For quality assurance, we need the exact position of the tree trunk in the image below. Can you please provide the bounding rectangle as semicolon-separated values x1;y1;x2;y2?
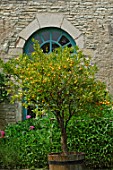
59;121;68;155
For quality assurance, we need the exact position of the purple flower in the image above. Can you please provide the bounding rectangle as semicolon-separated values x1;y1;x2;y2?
26;115;31;119
0;130;5;138
29;126;35;130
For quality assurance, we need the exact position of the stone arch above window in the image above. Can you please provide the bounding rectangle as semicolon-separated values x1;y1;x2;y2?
16;13;84;49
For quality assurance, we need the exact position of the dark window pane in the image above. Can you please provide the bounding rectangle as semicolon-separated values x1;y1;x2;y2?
68;43;72;47
59;35;69;46
52;43;59;52
41;43;50;53
27;106;36;118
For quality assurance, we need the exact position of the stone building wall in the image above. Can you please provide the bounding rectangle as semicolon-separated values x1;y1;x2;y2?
0;0;113;128
0;102;16;129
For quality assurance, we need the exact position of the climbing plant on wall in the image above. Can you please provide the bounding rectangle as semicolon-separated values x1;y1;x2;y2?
0;72;9;103
0;59;9;103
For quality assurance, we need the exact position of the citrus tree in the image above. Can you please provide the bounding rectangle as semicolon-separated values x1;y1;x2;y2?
1;42;112;155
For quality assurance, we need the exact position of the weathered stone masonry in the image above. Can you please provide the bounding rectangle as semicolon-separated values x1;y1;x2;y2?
0;0;113;128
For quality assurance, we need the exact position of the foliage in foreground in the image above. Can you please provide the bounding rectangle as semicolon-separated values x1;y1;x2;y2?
0;72;9;103
1;42;112;154
0;109;113;169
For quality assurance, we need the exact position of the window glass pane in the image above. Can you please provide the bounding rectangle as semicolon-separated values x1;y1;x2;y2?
59;35;69;46
41;31;50;41
52;31;61;41
52;43;59;52
33;34;42;44
41;43;50;53
27;43;34;54
27;106;36;118
68;43;72;47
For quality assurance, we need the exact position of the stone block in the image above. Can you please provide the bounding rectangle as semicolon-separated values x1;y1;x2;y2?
16;38;26;48
19;19;40;40
61;18;81;39
36;13;64;28
76;34;84;49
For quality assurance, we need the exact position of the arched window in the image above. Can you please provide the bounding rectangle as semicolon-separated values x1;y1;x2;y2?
22;27;76;120
24;27;76;54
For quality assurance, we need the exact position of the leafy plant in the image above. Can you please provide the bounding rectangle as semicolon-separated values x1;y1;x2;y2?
1;42;112;155
0;72;9;103
0;113;113;169
67;116;113;168
0;115;52;169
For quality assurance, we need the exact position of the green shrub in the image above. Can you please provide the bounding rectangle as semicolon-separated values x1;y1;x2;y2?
0;72;9;103
0;138;21;169
0;110;113;169
67;117;113;168
0;115;52;169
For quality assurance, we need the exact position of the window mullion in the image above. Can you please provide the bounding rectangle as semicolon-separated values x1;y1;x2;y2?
50;32;52;52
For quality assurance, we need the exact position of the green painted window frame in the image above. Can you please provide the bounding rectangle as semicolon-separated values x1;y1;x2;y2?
24;27;76;55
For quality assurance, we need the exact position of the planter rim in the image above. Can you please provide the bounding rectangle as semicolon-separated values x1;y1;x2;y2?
48;152;85;165
48;152;85;156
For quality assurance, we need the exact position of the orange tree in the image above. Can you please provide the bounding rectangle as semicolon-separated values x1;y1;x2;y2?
1;42;112;155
